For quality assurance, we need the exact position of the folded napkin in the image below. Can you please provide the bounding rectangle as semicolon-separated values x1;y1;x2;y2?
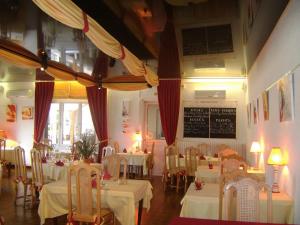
55;160;64;167
213;153;219;158
91;178;98;188
199;155;206;160
103;170;112;180
41;157;47;164
179;153;184;158
144;148;148;154
123;148;127;153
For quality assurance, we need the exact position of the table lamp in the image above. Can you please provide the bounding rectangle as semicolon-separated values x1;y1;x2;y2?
135;131;142;151
250;141;261;169
267;147;285;193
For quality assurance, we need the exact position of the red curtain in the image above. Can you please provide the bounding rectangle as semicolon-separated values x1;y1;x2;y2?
157;6;181;146
86;87;108;162
157;80;181;145
34;82;54;143
86;51;108;162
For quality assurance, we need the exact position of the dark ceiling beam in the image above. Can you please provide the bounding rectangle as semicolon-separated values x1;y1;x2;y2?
73;0;157;59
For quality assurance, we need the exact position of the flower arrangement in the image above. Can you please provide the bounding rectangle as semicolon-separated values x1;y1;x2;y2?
77;133;97;160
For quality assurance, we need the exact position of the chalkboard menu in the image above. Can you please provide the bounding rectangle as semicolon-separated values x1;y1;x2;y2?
183;107;236;139
210;108;236;139
184;107;209;138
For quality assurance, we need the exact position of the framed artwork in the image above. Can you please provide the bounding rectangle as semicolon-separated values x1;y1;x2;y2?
122;100;130;117
6;104;16;122
253;101;257;124
22;106;33;120
256;97;260;121
278;73;294;122
247;103;251;127
262;90;269;120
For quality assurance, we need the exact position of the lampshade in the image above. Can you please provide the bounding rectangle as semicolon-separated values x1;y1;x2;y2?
250;141;261;153
135;131;142;142
0;130;7;139
268;147;285;165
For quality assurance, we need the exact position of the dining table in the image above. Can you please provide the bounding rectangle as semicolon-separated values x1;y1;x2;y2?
117;152;150;176
168;217;296;225
195;166;266;183
180;183;294;224
38;179;153;225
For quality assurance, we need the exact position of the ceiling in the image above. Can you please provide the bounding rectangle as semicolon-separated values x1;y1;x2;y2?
0;0;289;83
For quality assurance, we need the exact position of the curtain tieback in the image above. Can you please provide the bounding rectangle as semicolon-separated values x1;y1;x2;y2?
82;11;89;33
120;44;125;60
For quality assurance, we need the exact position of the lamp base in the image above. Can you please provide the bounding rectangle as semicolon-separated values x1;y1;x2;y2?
272;183;280;193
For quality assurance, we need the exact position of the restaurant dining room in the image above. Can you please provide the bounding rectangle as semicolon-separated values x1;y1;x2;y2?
0;0;299;225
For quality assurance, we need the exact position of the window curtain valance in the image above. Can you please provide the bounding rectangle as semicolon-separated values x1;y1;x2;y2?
32;0;159;87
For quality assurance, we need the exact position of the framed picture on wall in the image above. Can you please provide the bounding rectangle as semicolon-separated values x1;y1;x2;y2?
256;97;260;121
278;73;294;122
253;101;257;124
6;104;16;122
262;90;269;121
22;106;33;120
122;100;130;117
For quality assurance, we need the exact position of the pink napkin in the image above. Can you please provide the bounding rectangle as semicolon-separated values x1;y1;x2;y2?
144;148;148;154
91;178;97;188
123;148;127;153
179;153;184;158
55;160;64;167
199;155;206;160
213;153;218;158
103;170;112;180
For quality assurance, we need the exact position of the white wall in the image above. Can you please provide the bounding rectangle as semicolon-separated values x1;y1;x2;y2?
107;79;247;176
0;82;35;163
247;1;300;223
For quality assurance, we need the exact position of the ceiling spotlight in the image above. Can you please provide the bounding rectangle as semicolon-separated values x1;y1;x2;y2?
38;49;48;71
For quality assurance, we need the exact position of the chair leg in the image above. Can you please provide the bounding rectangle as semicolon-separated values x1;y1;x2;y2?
14;181;19;205
23;183;28;208
176;174;180;193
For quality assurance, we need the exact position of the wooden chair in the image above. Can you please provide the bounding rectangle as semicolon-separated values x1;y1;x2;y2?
67;163;115;225
101;145;115;159
162;144;185;193
0;139;6;163
146;142;155;178
220;155;248;174
223;174;272;222
113;141;120;153
102;155;127;181
14;146;33;207
218;148;238;158
34;142;51;158
197;143;209;155
0;215;4;225
184;146;200;191
31;148;51;203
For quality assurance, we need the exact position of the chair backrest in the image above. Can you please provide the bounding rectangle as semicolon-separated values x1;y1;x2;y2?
220;158;248;174
184;146;199;176
0;139;6;161
31;148;44;187
101;145;115;159
198;143;209;155
113;141;120;153
102;154;127;181
164;144;180;174
42;138;52;147
14;146;27;181
224;176;272;222
34;142;51;158
68;163;102;224
218;148;238;157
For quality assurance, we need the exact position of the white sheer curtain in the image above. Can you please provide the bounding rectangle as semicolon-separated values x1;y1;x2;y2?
33;0;159;87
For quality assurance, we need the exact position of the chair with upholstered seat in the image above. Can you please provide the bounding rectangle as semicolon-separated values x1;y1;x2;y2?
162;144;185;193
102;154;127;181
218;148;238;158
223;174;272;222
14;146;33;207
0;139;6;163
67;163;115;225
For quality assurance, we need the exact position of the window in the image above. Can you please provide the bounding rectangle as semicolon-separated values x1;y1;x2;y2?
144;102;164;140
45;102;94;150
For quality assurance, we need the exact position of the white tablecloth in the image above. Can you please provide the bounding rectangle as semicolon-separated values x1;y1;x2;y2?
180;183;294;224
117;153;150;175
42;162;69;181
195;166;266;183
38;179;153;225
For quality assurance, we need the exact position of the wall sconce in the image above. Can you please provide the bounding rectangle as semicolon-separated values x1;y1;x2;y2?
135;131;142;151
267;147;286;193
250;141;261;169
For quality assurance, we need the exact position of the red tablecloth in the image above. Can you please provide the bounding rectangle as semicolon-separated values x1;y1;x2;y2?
168;217;296;225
